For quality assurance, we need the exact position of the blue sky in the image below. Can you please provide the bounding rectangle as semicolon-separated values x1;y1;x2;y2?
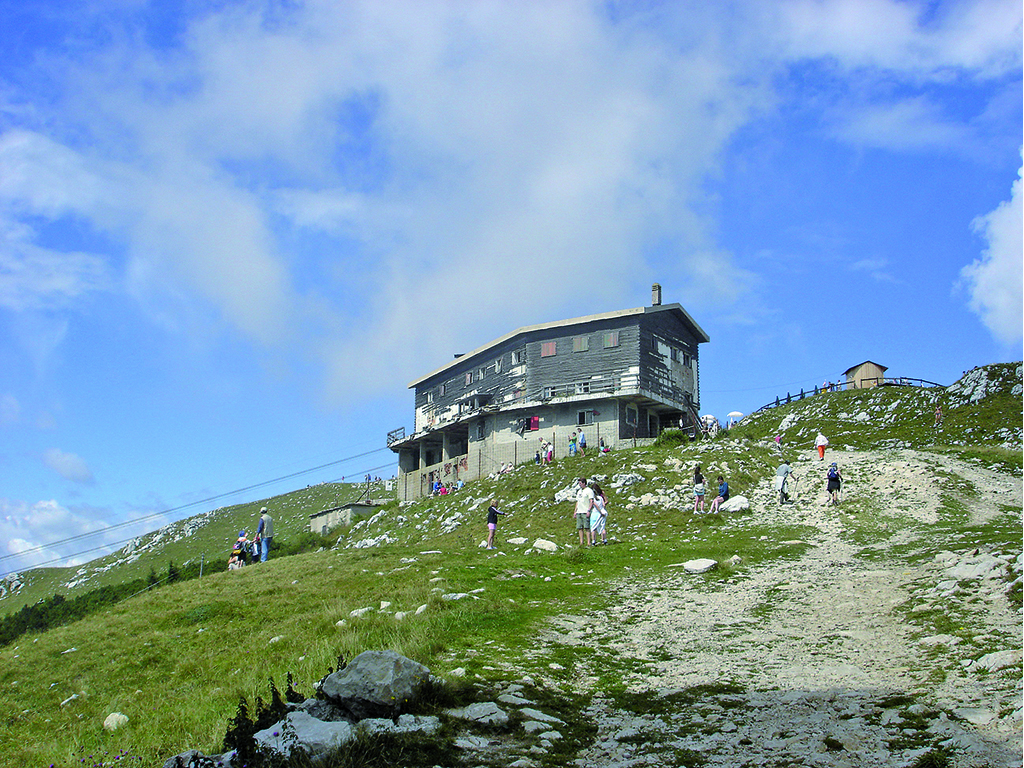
1;0;1021;576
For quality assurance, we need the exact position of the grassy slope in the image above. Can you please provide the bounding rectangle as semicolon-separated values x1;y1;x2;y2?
0;364;1020;766
2;482;387;615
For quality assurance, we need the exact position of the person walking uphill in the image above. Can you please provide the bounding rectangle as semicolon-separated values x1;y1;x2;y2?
486;498;506;550
815;432;829;461
255;507;274;562
572;477;594;546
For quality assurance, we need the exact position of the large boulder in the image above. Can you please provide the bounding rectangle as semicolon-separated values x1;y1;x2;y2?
720;495;750;512
254;711;354;759
319;650;431;720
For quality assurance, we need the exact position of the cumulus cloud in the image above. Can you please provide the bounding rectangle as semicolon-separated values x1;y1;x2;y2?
0;497;174;575
43;448;95;484
961;153;1024;347
0;0;1019;402
777;0;1022;77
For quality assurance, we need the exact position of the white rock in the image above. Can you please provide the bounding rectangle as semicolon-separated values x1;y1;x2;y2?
103;712;128;731
683;558;718;574
269;635;284;644
349;606;374;618
415;604;428;615
973;649;1022;672
721;495;750;512
532;539;558;552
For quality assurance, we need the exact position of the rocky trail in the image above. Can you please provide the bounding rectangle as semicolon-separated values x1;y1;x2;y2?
535;448;1023;767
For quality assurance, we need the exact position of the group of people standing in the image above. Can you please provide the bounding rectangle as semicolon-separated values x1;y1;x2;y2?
228;507;274;569
572;477;608;545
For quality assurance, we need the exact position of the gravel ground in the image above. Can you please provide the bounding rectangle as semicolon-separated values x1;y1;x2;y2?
538;449;1023;767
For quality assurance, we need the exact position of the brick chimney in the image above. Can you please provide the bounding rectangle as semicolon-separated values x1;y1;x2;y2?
651;283;662;306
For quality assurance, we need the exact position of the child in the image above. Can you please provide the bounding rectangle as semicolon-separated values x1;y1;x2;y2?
710;475;729;514
590;483;609;545
486;498;506;549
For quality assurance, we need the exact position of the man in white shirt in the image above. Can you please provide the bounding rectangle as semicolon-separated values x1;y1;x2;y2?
572;478;595;546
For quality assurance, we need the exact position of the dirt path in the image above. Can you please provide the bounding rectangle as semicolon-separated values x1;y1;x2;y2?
541;449;1023;767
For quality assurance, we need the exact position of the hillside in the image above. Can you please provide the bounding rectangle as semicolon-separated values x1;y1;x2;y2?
0;363;1020;768
0;480;391;615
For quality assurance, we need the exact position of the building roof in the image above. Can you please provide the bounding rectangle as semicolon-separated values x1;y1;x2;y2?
408;303;710;389
843;360;889;376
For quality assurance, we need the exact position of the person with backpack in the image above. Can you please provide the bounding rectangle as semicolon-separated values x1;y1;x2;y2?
775;460;796;504
826;462;842;505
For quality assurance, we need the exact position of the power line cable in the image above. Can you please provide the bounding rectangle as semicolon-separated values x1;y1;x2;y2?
1;459;397;575
0;446;394;564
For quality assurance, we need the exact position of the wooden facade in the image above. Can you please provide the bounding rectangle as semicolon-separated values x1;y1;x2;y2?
390;299;709;500
844;361;888;389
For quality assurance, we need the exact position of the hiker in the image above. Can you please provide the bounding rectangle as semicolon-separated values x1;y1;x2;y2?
572;477;594;546
815;432;829;461
254;507;274;562
569;431;578;456
709;475;729;514
485;498;506;549
578;429;587;454
934;405;943;427
826;462;842;505
229;530;249;569
590;482;609;545
693;465;705;513
775;460;796;504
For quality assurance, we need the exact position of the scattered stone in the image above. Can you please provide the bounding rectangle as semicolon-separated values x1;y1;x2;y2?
532;539;558;552
446;701;509;726
103;712;128;731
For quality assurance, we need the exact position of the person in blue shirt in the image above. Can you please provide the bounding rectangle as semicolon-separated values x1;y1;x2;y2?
710;475;729;514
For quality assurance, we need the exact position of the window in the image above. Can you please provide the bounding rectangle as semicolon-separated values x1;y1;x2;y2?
626;404;638;427
541;341;557;357
476;421;484;440
465;372;473;386
543;386;553;398
477;368;485;381
574;381;590;395
440;383;448;396
495;357;502;373
670;347;680;362
577;410;594;425
683;354;691;367
572;336;589;352
426;391;434;403
603;331;619;348
512;350;524;365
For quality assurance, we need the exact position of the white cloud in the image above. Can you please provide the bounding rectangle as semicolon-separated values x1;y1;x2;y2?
0;0;1018;403
830;97;969;152
961;153;1024;347
778;0;1022;78
43;448;95;484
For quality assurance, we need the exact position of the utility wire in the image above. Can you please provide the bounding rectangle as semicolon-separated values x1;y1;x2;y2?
0;447;394;565
1;459;397;575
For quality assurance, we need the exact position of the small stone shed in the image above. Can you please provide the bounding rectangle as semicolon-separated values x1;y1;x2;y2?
309;501;379;535
844;361;888;389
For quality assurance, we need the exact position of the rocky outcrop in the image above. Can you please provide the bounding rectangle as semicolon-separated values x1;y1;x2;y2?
162;651;572;768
